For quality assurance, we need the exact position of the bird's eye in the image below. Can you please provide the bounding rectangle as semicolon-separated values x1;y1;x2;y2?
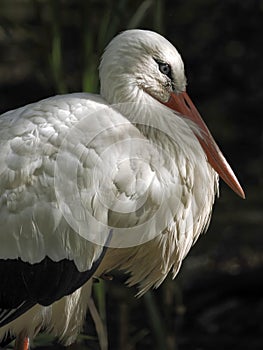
154;59;172;79
159;63;171;76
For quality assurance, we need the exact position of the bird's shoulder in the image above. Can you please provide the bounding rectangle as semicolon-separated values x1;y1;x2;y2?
0;93;112;267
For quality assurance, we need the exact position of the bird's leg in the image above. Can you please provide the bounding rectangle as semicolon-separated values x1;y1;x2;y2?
14;332;29;350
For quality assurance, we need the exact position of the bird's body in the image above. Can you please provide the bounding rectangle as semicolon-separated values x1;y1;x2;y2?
0;30;244;349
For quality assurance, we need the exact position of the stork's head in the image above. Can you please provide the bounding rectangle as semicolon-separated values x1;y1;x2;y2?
99;29;245;199
100;29;186;104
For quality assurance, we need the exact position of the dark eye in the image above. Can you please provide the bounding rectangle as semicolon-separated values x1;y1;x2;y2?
154;59;172;79
159;63;171;76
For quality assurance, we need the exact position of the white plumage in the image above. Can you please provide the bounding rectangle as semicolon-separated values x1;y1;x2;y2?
0;29;244;349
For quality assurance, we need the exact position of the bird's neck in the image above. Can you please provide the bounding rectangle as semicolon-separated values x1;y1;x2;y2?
110;90;200;160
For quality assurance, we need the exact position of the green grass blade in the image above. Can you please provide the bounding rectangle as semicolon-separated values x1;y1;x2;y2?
143;291;167;350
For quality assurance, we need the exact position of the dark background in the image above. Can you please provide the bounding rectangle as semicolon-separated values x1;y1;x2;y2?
0;1;262;349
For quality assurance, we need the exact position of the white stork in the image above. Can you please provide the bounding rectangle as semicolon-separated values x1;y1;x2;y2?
0;29;244;350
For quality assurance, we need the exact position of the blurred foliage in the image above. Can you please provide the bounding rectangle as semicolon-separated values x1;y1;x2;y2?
0;0;164;95
0;0;262;349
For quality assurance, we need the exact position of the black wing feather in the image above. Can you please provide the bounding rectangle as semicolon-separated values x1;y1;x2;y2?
0;239;109;329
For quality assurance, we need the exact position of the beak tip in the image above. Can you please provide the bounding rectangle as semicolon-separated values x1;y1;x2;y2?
239;189;246;200
229;181;245;199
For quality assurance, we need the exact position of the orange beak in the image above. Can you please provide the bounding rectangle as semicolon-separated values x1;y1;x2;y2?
163;92;245;199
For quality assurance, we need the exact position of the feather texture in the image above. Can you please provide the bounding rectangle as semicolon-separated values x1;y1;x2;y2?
0;29;224;346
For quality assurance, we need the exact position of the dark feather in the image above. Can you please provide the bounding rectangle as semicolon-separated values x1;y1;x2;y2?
0;240;109;329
